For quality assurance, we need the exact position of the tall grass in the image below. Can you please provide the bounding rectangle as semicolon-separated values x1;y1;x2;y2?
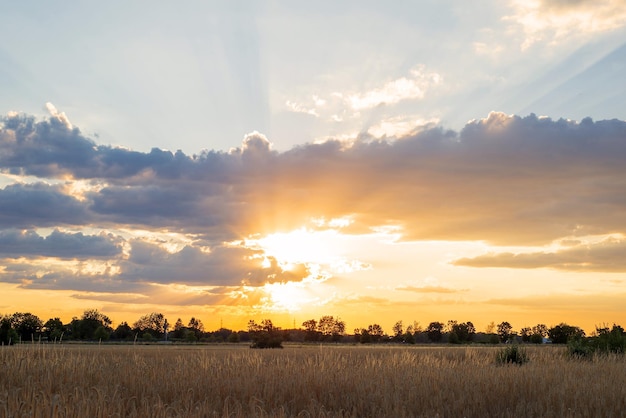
1;344;625;417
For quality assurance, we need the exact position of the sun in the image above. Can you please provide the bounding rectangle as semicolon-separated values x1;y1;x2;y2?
262;281;311;312
250;228;341;266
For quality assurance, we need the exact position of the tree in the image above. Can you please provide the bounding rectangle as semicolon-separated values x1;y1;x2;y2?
71;309;113;340
497;322;513;343
249;319;283;348
367;324;384;342
332;319;346;342
519;327;532;343
0;315;18;345
593;324;625;354
532;324;548;337
133;312;168;339
43;317;64;341
392;320;404;342
427;322;444;343
358;328;371;344
94;326;110;341
171;318;186;339
188;317;205;340
111;322;133;340
450;321;476;343
247;319;262;333
316;316;345;341
261;319;275;332
302;319;317;333
548;323;585;344
11;312;43;342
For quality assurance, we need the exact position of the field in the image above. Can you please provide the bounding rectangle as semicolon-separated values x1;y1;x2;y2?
1;343;625;417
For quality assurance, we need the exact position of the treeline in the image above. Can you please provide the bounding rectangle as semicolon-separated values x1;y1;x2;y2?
1;310;625;353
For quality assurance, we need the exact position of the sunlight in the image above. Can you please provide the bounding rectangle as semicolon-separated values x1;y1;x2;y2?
249;228;341;265
262;281;311;312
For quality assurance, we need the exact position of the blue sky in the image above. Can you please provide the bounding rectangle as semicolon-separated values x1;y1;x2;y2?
1;1;626;332
2;1;624;153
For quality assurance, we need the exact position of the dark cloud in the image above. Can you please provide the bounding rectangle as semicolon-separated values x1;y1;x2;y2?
3;110;626;289
0;259;133;293
3;112;626;245
118;240;311;286
0;229;122;259
454;237;626;272
0;183;89;228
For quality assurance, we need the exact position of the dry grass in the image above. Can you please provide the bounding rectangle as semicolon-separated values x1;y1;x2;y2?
1;343;625;417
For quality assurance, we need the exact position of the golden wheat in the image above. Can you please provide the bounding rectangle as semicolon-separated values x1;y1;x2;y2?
0;343;625;417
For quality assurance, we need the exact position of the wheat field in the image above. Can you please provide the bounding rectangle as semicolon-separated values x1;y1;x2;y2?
1;343;625;417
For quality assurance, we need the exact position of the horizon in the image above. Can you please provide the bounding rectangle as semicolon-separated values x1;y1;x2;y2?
1;2;626;335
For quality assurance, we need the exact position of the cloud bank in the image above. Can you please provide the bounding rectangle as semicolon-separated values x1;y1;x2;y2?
2;109;626;297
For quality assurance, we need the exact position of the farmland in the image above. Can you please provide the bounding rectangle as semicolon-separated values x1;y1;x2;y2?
1;344;625;417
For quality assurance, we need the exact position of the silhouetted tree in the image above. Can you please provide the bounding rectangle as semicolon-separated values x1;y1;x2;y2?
111;322;133;340
133;312;168;339
302;319;320;341
427;322;444;343
392;320;404;342
43;317;64;341
548;323;585;344
0;315;18;345
248;319;283;348
10;312;43;342
497;321;513;343
71;309;113;340
367;324;384;342
316;316;345;342
532;324;548;337
188;317;205;340
449;321;476;343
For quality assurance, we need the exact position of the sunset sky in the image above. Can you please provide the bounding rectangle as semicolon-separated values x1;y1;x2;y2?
1;1;626;334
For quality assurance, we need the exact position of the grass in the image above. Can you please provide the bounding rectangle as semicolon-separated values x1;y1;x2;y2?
496;344;529;365
1;343;625;417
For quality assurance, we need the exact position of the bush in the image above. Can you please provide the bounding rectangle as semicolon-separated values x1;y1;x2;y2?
496;345;529;365
567;326;626;359
593;326;626;355
567;338;594;359
250;333;283;349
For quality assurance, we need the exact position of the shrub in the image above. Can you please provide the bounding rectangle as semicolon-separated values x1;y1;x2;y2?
567;338;594;360
593;325;626;355
496;345;529;365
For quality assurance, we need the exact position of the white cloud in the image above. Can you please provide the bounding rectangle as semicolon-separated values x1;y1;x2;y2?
345;66;442;110
507;0;626;48
367;115;440;138
285;100;318;117
45;102;73;130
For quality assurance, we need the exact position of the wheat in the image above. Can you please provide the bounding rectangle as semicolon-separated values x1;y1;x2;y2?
0;344;624;417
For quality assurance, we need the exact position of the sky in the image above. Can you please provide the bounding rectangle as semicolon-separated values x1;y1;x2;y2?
1;1;626;334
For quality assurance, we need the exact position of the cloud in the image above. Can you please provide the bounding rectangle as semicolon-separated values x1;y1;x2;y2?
507;0;626;48
396;285;467;294
6;100;626;321
3;110;626;250
0;183;90;228
454;236;626;272
344;66;442;110
45;102;73;130
0;229;122;259
118;240;311;287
